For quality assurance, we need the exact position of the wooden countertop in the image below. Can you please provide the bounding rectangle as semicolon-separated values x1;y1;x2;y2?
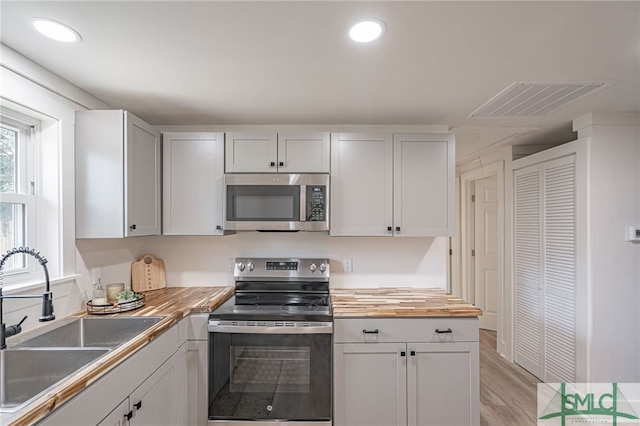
331;287;482;317
4;286;233;426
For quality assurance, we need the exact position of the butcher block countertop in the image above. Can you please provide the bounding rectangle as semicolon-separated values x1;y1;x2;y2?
331;287;483;317
3;286;233;426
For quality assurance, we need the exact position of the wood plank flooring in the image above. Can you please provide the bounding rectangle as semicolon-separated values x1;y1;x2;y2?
480;329;541;426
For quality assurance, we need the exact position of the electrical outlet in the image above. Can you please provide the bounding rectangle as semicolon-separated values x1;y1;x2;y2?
343;258;353;273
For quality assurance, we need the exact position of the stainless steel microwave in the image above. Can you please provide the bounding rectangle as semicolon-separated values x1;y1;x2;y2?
223;174;329;231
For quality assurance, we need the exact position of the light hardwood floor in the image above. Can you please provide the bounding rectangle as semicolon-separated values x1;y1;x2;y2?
480;329;541;426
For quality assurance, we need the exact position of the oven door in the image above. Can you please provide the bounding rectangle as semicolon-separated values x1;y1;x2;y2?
208;321;332;425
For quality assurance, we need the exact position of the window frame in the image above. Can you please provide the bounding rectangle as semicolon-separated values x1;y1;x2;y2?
1;110;40;282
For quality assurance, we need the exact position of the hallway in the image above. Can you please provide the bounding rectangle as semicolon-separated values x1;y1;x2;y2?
479;330;541;425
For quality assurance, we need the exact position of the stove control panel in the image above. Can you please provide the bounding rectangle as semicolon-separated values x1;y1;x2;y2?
234;257;330;280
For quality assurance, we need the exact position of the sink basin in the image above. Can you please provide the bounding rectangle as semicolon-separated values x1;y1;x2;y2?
0;348;110;412
14;316;165;348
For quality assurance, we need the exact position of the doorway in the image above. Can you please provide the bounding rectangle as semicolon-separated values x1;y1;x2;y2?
458;160;505;354
472;175;498;331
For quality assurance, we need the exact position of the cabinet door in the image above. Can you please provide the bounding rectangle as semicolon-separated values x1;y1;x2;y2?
163;132;224;235
277;132;330;173
407;342;479;426
97;398;130;426
334;342;407;426
130;354;177;426
330;133;393;236
186;340;208;426
393;133;455;237
125;112;161;236
225;132;277;172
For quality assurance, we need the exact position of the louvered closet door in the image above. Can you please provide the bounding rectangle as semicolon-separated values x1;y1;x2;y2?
514;165;544;379
542;155;576;383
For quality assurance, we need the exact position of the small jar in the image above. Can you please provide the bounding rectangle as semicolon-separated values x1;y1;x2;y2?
106;283;125;303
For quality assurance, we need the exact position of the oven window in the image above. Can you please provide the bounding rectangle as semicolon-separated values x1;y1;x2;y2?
209;332;331;421
226;185;301;222
230;346;310;393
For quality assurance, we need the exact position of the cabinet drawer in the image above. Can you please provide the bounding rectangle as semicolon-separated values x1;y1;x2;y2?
334;317;478;343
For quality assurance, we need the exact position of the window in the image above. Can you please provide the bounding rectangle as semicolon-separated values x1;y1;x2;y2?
0;111;37;276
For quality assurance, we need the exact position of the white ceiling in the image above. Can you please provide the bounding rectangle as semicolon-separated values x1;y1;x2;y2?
1;1;639;161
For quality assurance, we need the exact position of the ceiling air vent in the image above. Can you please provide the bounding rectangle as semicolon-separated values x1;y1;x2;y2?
468;81;614;118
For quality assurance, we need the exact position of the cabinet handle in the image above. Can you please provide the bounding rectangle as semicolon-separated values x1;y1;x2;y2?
387;226;392;232
395;226;400;232
400;351;406;357
410;350;416;356
134;400;142;411
436;328;453;334
279;161;284;167
362;329;379;334
129;224;136;230
125;411;133;421
270;162;276;167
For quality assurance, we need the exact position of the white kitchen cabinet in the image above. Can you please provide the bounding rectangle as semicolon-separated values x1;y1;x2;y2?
330;133;454;237
76;110;161;238
39;324;179;426
163;132;225;235
96;352;180;426
333;318;479;426
225;131;329;173
181;314;209;425
97;398;129;426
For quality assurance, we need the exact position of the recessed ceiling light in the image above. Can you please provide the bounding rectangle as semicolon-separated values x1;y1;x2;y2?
31;18;81;43
349;19;385;43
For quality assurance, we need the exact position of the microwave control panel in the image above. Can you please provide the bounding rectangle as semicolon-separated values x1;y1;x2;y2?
307;186;326;222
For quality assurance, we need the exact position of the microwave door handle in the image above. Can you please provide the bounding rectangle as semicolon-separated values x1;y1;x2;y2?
300;184;307;222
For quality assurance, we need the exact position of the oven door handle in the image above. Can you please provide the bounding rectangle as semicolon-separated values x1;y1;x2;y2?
208;322;333;334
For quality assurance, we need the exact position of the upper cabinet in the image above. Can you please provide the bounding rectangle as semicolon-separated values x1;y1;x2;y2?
330;133;454;237
225;132;330;173
76;110;161;238
163;132;225;235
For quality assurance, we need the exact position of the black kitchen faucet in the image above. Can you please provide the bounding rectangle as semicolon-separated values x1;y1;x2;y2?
0;247;55;349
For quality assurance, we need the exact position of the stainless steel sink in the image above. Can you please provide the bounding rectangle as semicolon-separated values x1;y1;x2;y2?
14;316;165;348
0;348;109;412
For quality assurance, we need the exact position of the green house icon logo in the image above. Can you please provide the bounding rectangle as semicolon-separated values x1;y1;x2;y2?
539;383;639;426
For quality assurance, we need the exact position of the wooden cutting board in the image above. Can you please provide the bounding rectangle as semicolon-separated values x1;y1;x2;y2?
131;254;166;292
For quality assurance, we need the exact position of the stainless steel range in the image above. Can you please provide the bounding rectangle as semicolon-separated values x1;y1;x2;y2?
207;258;332;426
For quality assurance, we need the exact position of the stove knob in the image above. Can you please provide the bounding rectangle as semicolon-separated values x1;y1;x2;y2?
309;263;317;272
237;263;245;272
247;262;255;272
319;263;327;272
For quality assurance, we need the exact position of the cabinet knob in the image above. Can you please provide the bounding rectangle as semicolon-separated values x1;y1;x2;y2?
130;224;136;230
400;351;406;357
387;226;392;232
395;226;400;232
125;411;133;421
270;162;276;167
279;161;284;167
134;400;142;410
410;350;416;356
216;225;222;230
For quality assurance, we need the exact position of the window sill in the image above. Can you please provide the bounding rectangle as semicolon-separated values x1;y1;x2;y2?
1;274;81;295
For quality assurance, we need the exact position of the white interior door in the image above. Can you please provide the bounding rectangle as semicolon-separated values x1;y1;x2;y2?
474;175;498;331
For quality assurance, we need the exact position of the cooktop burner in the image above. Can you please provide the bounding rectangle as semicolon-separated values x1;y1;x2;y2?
210;257;333;322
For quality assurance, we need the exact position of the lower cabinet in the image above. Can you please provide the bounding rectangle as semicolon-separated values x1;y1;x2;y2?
97;353;179;425
38;323;183;426
333;318;480;426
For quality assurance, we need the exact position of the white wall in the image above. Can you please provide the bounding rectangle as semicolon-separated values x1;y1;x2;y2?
574;114;640;382
75;234;448;300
